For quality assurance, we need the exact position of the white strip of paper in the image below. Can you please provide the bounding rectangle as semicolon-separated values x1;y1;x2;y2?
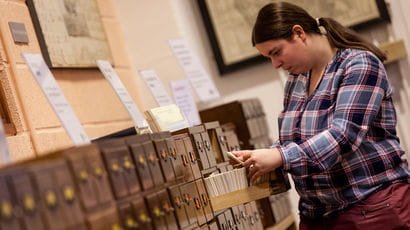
96;60;149;129
139;69;173;107
22;53;90;146
170;79;201;126
0;117;11;165
168;39;220;102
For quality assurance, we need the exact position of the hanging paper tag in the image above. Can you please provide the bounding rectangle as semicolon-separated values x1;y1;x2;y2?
169;39;220;102
22;53;90;146
171;78;201;126
96;60;150;133
139;69;173;106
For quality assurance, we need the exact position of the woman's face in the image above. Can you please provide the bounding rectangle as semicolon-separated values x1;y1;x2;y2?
255;34;312;74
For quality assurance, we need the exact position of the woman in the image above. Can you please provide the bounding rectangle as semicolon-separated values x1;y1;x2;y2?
231;2;410;229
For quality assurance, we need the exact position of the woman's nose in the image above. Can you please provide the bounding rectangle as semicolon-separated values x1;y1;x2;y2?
271;58;282;69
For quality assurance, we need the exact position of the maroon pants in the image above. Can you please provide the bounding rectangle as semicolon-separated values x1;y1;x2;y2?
300;183;410;230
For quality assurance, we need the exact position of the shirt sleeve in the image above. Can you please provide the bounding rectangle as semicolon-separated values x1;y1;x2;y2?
279;52;390;177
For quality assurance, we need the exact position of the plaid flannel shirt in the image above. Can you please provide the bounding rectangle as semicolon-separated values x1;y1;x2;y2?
275;48;410;219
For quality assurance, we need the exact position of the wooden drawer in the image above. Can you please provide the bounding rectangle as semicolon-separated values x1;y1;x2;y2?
98;139;141;198
180;181;206;226
64;148;99;211
86;206;122;230
195;180;213;222
131;197;153;230
182;136;202;180
0;173;21;230
53;161;85;229
8;169;46;230
142;140;165;187
125;136;154;190
145;193;167;230
231;206;245;230
200;131;217;167
216;212;227;230
157;189;178;230
117;201;139;230
152;137;176;182
86;146;114;206
167;184;189;229
29;160;77;230
165;136;185;179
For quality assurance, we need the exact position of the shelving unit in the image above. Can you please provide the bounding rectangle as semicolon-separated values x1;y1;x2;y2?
266;214;296;230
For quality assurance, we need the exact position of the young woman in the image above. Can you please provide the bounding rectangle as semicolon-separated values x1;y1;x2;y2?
231;2;410;229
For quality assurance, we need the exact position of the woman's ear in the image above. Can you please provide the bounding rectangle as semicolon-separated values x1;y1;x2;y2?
292;25;306;41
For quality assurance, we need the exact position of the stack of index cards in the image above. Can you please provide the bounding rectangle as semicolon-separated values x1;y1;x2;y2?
203;167;248;198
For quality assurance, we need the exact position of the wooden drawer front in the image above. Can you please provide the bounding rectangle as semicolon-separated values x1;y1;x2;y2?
236;204;249;229
165;137;185;179
178;182;198;226
0;174;20;230
216;213;227;230
250;201;264;230
167;185;189;229
224;131;240;152
195;180;213;222
224;209;236;230
130;142;154;190
30;163;67;230
175;137;193;182
142;141;165;186
53;163;85;229
256;198;274;227
231;206;245;230
208;221;219;230
181;181;206;226
87;206;122;230
192;133;210;170
9;171;45;230
102;151;128;199
183;137;201;180
153;139;176;182
157;189;178;230
131;198;153;230
86;149;114;205
120;151;141;195
200;132;217;167
215;127;229;162
118;202;139;230
66;154;98;211
145;193;167;230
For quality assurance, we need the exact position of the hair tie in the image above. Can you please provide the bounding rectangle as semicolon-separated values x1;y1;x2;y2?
315;18;327;35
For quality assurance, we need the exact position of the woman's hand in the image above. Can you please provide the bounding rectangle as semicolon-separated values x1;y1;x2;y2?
231;148;283;182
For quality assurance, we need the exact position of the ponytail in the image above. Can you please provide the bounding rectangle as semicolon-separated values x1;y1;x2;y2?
318;18;387;61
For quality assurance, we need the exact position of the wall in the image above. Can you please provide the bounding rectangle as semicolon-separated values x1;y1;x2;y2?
0;0;143;162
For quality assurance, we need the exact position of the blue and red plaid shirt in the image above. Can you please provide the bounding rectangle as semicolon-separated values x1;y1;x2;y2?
275;48;410;219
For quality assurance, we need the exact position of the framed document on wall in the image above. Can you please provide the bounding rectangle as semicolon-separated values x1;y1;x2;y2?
197;0;390;75
27;0;113;68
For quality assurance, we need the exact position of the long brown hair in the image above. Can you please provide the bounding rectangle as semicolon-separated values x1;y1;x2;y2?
252;2;386;61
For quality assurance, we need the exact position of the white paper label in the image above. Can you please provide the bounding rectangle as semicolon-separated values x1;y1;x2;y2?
96;60;149;129
22;53;90;146
0;118;11;165
171;79;201;126
169;39;220;102
139;69;173;107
